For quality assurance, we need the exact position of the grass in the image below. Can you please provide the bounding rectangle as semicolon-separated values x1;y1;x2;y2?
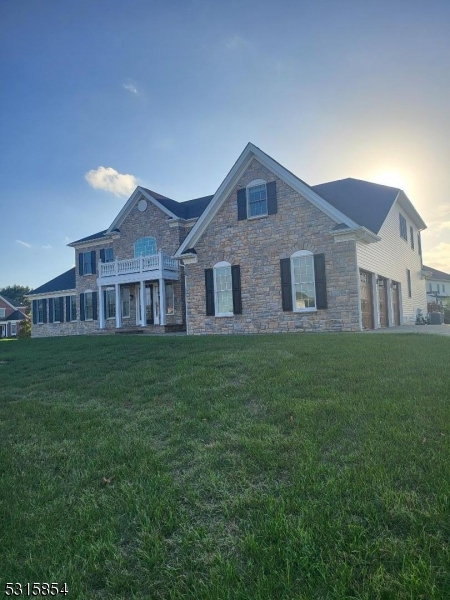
1;333;449;599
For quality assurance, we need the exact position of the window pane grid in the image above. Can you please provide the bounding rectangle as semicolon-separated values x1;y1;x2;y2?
292;255;316;309
248;184;267;217
134;237;157;257
215;266;233;314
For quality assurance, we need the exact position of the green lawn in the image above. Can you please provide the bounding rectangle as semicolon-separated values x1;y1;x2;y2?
1;333;449;599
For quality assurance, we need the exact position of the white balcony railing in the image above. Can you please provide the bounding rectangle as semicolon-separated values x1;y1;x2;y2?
99;251;178;278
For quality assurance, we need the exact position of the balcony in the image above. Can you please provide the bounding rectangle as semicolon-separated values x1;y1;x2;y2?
97;251;179;285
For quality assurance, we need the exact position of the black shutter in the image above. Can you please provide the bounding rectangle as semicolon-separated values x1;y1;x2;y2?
237;188;247;221
231;265;242;314
314;254;328;310
91;251;96;275
92;291;98;320
78;252;84;276
32;300;37;324
80;294;85;321
100;249;105;263
267;181;277;215
48;298;54;323
280;258;293;311
66;296;71;322
43;299;47;323
59;297;64;322
205;269;215;316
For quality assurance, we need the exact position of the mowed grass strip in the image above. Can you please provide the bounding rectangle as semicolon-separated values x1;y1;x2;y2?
0;333;449;599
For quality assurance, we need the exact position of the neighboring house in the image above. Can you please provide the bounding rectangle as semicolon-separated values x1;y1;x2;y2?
28;143;427;337
0;295;27;338
423;265;450;306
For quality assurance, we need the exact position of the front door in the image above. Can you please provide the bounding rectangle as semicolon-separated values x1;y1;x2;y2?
360;270;374;330
378;277;389;327
392;282;400;326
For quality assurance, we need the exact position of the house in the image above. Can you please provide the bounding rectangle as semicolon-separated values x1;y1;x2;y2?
28;143;427;337
423;265;450;307
0;295;28;338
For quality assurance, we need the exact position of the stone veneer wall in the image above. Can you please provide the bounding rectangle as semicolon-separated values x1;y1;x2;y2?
185;158;361;335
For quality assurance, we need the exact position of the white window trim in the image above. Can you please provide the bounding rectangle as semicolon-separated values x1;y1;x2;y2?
214;261;233;317
53;298;62;323
37;299;44;324
121;287;131;319
82;251;93;275
165;282;175;316
0;308;5;318
70;295;77;322
246;179;268;219
291;250;317;313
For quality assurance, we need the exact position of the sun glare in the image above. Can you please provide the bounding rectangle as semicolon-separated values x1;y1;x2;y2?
371;170;410;192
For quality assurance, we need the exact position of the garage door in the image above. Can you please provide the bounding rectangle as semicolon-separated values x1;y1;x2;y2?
360;270;374;329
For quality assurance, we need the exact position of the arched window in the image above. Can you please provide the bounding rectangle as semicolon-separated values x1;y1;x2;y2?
246;179;267;217
291;250;316;310
134;237;157;258
214;261;233;316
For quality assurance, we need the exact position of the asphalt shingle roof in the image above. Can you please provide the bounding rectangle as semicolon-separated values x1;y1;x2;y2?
6;310;27;321
28;267;76;296
311;178;400;235
0;295;24;309
141;188;214;220
423;265;450;281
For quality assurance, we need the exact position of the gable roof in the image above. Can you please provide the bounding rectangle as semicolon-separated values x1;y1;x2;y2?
311;178;401;235
140;189;214;220
423;265;450;281
27;267;76;296
6;309;27;321
69;229;109;245
0;295;24;309
175;143;366;257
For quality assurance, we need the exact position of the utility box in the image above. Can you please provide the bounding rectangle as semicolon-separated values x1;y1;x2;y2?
429;312;444;325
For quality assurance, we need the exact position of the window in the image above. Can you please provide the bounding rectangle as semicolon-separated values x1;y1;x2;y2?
105;288;116;319
165;282;174;315
121;287;130;319
134;237;157;257
399;213;407;241
82;251;93;275
85;292;94;320
247;183;267;217
214;262;233;315
291;251;316;310
410;226;414;249
0;308;5;318
70;296;77;321
11;323;17;336
53;298;62;322
407;269;412;298
105;248;114;262
37;300;45;323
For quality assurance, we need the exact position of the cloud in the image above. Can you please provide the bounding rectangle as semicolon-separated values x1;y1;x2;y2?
85;166;138;197
42;244;52;249
225;34;246;50
16;240;32;248
435;221;450;232
123;82;138;95
423;242;450;272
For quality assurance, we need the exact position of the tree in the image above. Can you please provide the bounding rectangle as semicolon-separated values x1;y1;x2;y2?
0;285;32;312
17;318;31;339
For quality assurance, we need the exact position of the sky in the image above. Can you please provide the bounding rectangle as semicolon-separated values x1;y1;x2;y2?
1;0;450;289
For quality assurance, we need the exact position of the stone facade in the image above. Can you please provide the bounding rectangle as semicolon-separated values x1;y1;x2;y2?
185;159;361;335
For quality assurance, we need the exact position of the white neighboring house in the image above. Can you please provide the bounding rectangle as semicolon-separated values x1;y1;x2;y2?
423;265;450;307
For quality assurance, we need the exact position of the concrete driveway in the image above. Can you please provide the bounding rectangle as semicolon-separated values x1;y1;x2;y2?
365;324;450;336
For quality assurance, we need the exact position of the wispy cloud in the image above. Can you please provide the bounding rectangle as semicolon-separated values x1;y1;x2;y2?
225;34;246;50
42;244;52;249
435;221;450;232
423;242;450;272
85;166;138;197
16;240;32;248
123;82;138;95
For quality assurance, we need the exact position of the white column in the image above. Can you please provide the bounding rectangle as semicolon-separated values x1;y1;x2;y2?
159;278;166;325
372;274;380;329
98;285;105;329
139;280;146;326
115;284;122;328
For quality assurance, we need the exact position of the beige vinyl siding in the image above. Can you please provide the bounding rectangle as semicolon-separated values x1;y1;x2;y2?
357;196;426;324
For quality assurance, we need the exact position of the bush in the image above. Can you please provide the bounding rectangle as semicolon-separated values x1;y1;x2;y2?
17;318;31;339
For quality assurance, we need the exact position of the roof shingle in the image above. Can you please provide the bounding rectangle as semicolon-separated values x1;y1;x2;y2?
28;267;76;296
